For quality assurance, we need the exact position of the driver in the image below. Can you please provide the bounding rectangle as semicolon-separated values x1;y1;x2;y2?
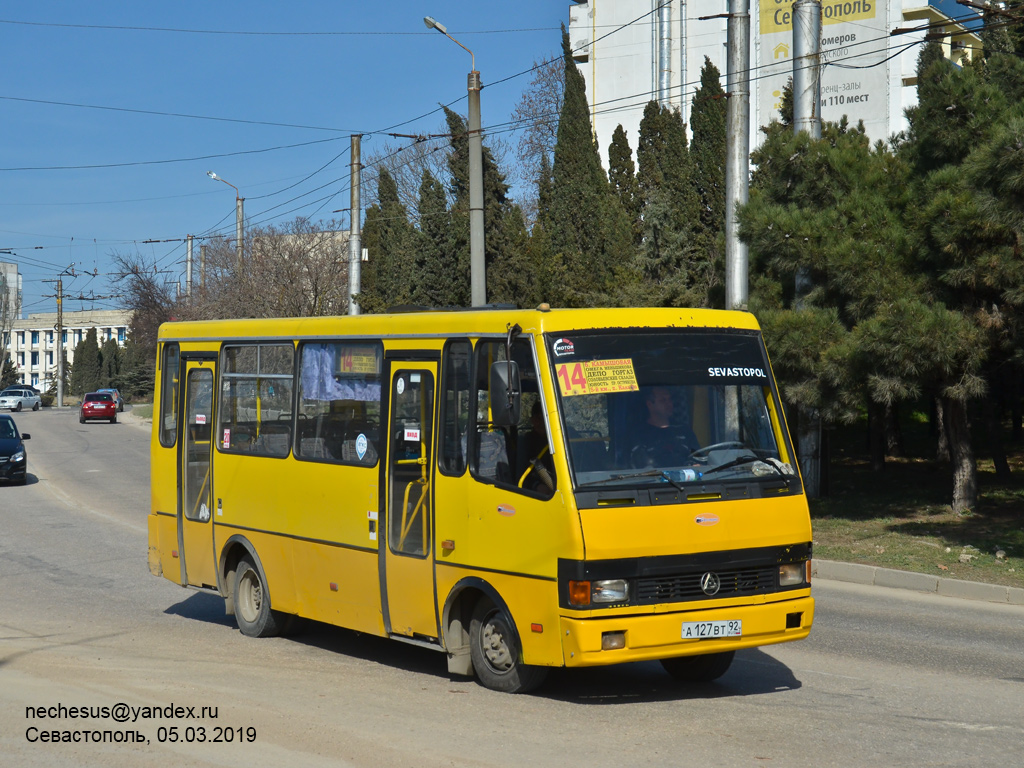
631;387;699;468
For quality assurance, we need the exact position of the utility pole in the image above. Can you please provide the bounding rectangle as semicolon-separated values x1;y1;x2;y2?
793;1;822;140
468;68;485;306
725;0;751;312
56;278;63;408
793;0;824;498
186;234;194;299
348;135;362;316
200;244;207;293
43;267;74;407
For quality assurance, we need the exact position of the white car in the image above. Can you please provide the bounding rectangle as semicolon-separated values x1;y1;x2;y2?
0;387;41;412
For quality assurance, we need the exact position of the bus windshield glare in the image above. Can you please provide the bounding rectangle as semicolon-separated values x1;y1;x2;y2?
549;329;797;490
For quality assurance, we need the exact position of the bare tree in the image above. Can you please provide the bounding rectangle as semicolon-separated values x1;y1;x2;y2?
110;251;177;354
510;53;564;220
184;218;350;320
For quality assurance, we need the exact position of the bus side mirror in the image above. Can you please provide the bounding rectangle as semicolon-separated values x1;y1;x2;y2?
489;360;521;427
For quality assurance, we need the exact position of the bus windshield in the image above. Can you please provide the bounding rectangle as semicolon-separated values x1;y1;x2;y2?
549;329;797;490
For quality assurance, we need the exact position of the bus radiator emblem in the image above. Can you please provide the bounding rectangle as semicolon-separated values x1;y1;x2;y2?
700;572;721;596
695;514;719;526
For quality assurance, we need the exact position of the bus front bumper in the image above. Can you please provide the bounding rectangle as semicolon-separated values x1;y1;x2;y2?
559;594;814;667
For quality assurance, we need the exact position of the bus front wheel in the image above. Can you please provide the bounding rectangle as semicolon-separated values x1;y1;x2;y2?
469;600;547;694
660;651;735;683
233;555;284;638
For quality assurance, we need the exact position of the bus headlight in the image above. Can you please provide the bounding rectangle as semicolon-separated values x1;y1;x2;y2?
568;579;630;606
778;562;806;587
592;579;629;603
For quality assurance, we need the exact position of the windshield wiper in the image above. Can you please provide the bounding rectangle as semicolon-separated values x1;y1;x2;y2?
702;455;792;483
701;454;761;475
577;469;687;492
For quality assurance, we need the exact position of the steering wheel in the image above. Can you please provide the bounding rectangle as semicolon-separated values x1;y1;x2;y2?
688;441;749;460
518;446;554;492
629;435;692;469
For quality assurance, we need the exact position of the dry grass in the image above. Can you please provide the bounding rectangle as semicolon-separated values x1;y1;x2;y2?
810;428;1024;589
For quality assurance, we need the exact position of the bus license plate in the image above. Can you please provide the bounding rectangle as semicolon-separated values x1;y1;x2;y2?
681;620;742;639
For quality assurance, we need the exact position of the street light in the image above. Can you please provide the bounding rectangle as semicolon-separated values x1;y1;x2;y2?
207;171;244;272
424;15;485;307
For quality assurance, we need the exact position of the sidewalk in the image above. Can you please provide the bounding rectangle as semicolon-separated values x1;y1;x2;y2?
813;559;1024;606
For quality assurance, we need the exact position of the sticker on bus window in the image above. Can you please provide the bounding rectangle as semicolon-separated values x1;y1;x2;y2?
195;414;207;425
555;359;639;396
340;348;379;375
223;428;231;449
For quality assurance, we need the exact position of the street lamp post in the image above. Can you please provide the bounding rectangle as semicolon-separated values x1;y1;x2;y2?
424;15;485;307
207;171;244;272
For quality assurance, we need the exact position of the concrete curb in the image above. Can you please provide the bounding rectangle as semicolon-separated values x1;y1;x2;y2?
813;559;1024;606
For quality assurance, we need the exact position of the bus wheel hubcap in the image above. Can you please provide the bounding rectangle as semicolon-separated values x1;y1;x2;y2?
482;618;513;672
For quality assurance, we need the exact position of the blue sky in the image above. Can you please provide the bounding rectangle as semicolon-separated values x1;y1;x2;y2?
0;2;569;317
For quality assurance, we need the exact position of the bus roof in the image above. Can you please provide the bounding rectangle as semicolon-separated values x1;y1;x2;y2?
156;306;762;343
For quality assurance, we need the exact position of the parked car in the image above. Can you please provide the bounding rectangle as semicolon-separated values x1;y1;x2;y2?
96;387;124;412
80;392;117;424
0;387;41;412
0;414;30;485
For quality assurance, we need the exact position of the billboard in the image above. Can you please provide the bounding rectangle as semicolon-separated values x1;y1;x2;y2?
757;0;891;140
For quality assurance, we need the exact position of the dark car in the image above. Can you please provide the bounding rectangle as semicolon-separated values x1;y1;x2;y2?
0;414;30;485
96;387;124;412
80;392;117;424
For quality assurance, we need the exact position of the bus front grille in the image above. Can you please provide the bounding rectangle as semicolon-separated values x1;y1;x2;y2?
635;565;778;604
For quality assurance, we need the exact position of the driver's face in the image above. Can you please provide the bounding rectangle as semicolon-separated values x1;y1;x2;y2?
647;388;673;425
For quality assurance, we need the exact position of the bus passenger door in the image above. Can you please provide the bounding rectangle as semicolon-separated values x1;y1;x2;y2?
178;360;218;589
383;363;438;640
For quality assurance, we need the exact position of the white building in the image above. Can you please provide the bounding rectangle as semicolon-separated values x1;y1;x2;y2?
567;0;982;167
2;309;131;389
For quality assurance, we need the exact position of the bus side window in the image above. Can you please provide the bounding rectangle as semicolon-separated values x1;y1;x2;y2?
159;343;179;448
439;339;471;476
470;338;553;496
295;342;382;466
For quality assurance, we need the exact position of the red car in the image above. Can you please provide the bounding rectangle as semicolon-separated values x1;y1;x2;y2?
80;392;118;424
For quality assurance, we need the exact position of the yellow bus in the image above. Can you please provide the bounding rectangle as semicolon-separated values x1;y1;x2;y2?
148;306;813;692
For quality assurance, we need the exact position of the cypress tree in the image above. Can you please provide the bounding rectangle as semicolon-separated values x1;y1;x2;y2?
690;57;727;266
442;106;524;307
546;26;632;307
70;327;103;396
411;169;464;308
607;125;641;248
633;101;703;306
101;337;120;387
358;168;417;313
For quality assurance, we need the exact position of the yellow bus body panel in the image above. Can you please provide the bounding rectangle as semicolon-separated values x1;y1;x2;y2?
148;307;813;677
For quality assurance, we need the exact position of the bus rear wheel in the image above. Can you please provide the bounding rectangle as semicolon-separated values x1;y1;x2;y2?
661;651;735;683
469;600;547;694
233;555;284;638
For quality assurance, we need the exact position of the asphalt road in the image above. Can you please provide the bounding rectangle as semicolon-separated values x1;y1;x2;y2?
1;406;1022;767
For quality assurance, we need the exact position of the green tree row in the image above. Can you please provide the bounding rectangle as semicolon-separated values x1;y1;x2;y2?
358;30;728;313
66;327;152;400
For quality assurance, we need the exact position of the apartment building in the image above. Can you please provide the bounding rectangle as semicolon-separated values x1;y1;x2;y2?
568;0;983;168
2;309;132;389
